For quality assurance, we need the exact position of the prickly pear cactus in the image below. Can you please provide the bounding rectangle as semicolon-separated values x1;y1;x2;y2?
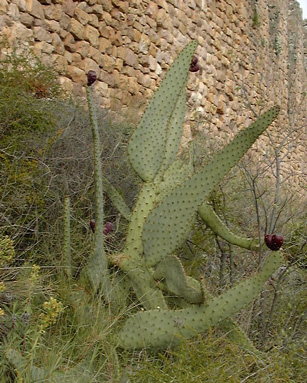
127;41;198;182
118;252;283;349
77;40;281;350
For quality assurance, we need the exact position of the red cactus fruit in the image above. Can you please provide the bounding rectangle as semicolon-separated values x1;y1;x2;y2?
190;56;200;72
90;220;95;233
103;221;114;235
191;56;198;66
87;70;97;86
265;233;284;251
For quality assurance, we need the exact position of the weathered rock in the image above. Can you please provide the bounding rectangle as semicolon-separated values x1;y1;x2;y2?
52;32;65;54
26;0;44;19
7;3;20;20
80;57;100;77
19;12;34;26
44;4;62;20
51;54;67;73
67;65;86;83
13;0;27;12
71;52;82;66
75;40;90;58
91;4;103;16
33;40;54;54
75;7;89;25
99;36;112;53
139;33;151;54
62;0;76;16
63;32;75;52
100;54;116;73
84;24;99;47
88;13;98;27
59;13;70;29
45;19;60;32
33;25;51;41
117;46;138;68
70;18;84;40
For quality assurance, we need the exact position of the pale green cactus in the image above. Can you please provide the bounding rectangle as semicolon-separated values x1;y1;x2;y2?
198;201;260;250
153;255;203;304
68;40;282;350
63;195;72;279
83;84;113;302
118;252;283;349
128;41;198;182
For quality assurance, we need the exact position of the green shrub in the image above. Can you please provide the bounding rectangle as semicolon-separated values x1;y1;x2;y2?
0;41;61;140
0;42;138;263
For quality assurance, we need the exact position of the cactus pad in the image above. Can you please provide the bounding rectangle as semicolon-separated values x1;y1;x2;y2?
85;86;112;299
153;256;203;304
118;252;283;349
127;41;198;182
143;107;280;266
198;201;259;250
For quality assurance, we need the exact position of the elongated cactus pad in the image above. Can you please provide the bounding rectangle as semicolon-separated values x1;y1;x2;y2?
127;41;198;182
143;106;280;266
153;256;203;304
218;318;262;355
198;202;259;250
119;255;168;310
63;196;72;278
118;252;283;349
84;86;112;300
102;176;131;221
111;271;131;312
124;183;158;256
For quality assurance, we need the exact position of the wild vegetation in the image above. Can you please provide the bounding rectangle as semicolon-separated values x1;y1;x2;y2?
0;41;306;382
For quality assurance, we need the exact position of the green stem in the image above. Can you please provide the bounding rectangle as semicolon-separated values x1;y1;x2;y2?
63;195;71;279
85;86;112;301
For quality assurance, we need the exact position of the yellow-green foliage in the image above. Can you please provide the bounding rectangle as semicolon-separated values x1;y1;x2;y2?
39;297;64;331
0;282;6;316
0;236;15;266
0;282;5;293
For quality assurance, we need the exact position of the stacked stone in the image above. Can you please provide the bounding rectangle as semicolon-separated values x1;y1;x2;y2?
0;0;306;182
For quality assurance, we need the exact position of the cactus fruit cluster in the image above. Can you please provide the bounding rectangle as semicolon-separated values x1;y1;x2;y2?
81;41;282;349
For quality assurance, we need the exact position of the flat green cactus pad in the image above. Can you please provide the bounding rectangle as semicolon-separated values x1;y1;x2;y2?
153;256;203;304
118;252;283;349
157;156;194;202
127;41;198;182
143;106;280;266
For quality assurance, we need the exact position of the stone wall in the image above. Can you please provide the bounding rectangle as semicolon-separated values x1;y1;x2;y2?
0;0;306;186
